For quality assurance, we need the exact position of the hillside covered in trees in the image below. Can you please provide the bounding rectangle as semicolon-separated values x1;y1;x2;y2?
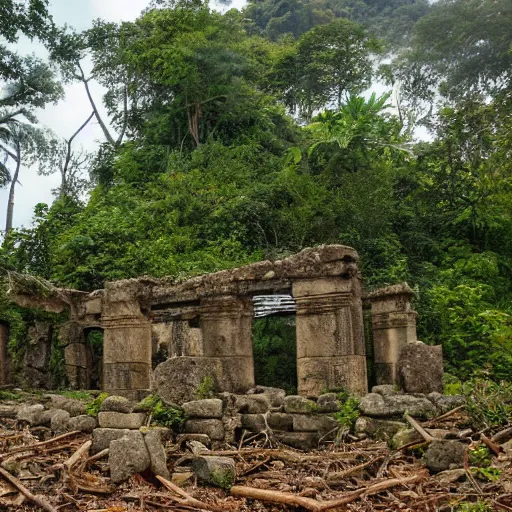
1;0;512;384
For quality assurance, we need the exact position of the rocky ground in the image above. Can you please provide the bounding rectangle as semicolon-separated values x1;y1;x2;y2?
0;392;511;511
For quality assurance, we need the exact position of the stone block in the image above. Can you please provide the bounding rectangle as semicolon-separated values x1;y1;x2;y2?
217;357;255;394
274;431;319;450
391;428;452;449
268;413;294;432
292;414;339;434
49;395;86;416
235;395;270;414
428;393;466;413
144;430;170;479
109;431;151;483
424;440;466;473
398;341;443;394
103;324;152;364
98;412;146;429
358;393;437;419
50;409;71;433
371;385;398;396
317;393;340;413
91;428;132;454
354;416;406;441
284;395;318;414
241;414;266;432
17;404;44;425
100;395;134;413
151;356;222;405
182;399;223;418
192;456;236;489
68;415;97;433
184;419;225;441
177;433;212;447
103;362;151;393
247;386;286;408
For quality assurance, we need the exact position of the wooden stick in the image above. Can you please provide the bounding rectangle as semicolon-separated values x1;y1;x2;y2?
481;434;502;455
85;448;109;465
157;475;221;512
0;467;57;512
423;405;466;426
405;414;434;442
1;431;82;458
64;440;92;470
231;474;426;511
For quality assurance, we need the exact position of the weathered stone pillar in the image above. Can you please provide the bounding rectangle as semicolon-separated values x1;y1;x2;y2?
102;281;152;399
200;295;254;393
0;322;8;386
368;283;417;386
293;277;367;397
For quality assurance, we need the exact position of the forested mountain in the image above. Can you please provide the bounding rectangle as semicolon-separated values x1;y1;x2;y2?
1;0;511;383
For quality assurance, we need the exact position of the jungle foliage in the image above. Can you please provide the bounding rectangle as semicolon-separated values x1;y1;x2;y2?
1;0;512;384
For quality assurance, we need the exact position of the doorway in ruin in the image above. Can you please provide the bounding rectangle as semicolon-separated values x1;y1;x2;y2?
252;295;297;394
84;328;104;389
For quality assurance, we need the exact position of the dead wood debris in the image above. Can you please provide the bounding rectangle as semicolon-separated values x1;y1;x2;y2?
0;404;511;511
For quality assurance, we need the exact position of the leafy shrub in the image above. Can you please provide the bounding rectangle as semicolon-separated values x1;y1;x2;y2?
138;394;184;430
468;445;491;468
85;392;108;417
334;393;359;431
462;378;512;429
196;376;215;400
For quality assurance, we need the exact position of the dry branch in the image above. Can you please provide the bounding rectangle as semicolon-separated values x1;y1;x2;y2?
157;475;222;512
405;414;434;442
0;466;57;512
64;440;92;470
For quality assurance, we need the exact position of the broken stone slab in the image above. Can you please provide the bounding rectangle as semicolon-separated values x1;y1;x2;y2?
91;428;132;454
358;393;437;419
0;405;18;419
98;412;146;429
192;456;236;489
398;341;443;394
273;431;319;450
68;415;97;433
144;429;170;479
292;414;339;435
235;395;270;414
424;440;466;473
284;396;318;414
50;409;71;433
247;386;286;408
109;431;151;483
316;393;340;413
434;468;466;485
267;412;294;432
371;385;399;396
391;428;452;449
184;419;225;441
100;395;134;413
427;393;466;413
241;414;266;432
17;404;44;425
151;357;222;405
48;395;86;416
182;399;223;419
354;416;406;441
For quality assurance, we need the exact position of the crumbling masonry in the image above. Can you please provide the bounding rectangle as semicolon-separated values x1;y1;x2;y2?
7;245;419;397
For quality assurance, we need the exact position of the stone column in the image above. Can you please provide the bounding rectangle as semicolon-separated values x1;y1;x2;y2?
368;283;417;386
293;277;367;397
102;281;152;399
200;295;254;393
0;322;8;386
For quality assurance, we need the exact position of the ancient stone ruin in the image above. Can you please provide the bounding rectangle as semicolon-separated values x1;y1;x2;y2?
6;245;438;398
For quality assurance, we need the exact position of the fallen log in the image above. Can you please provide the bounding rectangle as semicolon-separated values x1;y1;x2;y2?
231;473;427;511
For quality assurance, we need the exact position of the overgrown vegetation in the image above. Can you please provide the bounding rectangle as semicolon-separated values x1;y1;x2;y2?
84;392;108;417
138;395;185;430
333;394;360;431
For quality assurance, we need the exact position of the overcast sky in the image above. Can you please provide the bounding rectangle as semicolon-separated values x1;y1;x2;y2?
1;0;245;230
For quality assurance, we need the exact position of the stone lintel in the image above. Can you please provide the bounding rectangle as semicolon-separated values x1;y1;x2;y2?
372;311;417;330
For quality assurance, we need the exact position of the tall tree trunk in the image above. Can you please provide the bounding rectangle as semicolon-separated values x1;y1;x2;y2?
5;150;20;234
